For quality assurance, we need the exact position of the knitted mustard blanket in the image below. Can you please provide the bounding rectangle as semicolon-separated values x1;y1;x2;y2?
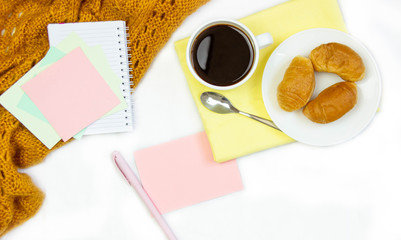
0;0;208;236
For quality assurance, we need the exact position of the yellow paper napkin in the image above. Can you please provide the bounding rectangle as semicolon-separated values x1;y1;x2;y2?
174;0;347;162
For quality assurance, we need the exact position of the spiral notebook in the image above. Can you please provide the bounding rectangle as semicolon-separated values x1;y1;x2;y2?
47;21;134;135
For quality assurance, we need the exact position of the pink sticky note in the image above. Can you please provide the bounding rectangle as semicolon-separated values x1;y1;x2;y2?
134;132;243;214
22;47;120;141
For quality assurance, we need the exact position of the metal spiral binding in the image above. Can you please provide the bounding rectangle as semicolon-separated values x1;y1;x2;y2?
117;24;135;125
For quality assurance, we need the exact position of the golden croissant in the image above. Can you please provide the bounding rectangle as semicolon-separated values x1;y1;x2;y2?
277;56;315;112
303;82;358;124
309;42;365;82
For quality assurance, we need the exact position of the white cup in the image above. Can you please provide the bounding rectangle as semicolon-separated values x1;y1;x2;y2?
186;19;273;90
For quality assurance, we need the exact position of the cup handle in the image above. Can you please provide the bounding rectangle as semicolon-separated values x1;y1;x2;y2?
255;33;273;49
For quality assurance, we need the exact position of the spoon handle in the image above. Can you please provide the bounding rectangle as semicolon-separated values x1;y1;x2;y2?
238;111;281;131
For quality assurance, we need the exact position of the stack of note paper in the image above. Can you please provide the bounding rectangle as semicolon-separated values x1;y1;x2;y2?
0;21;133;149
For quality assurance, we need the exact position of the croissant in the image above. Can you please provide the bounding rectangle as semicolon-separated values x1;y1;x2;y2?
277;56;315;112
309;42;365;82
303;82;357;124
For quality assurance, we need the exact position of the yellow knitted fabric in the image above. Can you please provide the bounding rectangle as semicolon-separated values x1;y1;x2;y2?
0;0;208;236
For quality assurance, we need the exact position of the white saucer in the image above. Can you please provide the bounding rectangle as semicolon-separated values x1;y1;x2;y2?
261;28;382;146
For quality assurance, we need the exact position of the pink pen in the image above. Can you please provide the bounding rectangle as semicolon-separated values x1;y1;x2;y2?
112;151;178;240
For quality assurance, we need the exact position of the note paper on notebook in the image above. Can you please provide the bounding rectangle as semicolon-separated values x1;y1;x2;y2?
0;21;133;149
135;132;243;214
22;47;120;141
47;21;134;135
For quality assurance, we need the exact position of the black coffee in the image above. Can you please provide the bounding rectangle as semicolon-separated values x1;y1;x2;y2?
191;24;254;87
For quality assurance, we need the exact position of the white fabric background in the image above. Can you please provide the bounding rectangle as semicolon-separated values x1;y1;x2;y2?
4;0;401;239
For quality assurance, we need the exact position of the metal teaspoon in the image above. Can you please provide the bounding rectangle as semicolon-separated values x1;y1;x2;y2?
200;91;281;131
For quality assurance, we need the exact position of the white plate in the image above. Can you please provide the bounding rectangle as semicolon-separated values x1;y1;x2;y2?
262;28;382;146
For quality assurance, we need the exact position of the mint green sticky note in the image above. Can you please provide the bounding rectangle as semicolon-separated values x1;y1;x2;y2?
0;51;62;148
40;47;65;67
17;93;49;122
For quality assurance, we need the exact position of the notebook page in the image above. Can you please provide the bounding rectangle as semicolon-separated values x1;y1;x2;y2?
47;21;133;134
